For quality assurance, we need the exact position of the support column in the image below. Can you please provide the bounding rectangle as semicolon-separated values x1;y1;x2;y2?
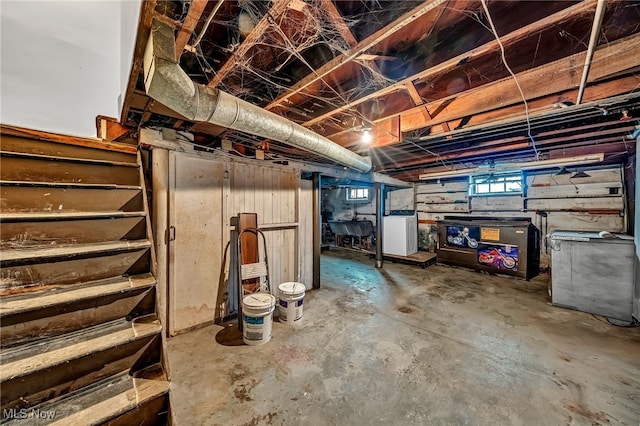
375;182;385;268
312;173;321;289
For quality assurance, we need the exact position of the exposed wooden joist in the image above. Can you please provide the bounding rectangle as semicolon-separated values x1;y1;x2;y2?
339;75;639;151
382;123;636;170
266;0;449;110
320;0;383;76
302;0;607;129
321;0;358;47
140;100;155;126
175;0;208;61
96;116;129;141
119;0;157;125
332;34;640;146
207;0;291;88
405;82;432;123
548;141;635;159
398;34;640;132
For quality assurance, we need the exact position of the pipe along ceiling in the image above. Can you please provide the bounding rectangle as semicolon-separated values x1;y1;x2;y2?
143;20;372;173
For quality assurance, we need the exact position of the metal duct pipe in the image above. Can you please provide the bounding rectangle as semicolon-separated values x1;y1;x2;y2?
576;0;608;105
143;20;372;173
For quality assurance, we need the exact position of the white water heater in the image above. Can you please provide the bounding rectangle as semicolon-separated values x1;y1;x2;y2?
383;214;418;257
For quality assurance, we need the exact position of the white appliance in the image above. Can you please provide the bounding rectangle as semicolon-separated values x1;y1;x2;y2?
383;215;418;256
550;231;635;322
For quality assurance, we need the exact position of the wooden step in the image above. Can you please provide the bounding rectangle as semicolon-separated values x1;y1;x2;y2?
0;154;140;186
0;184;143;213
0;316;163;411
0;213;147;248
0;274;157;347
0;180;141;190
0;211;146;222
0;151;139;168
1;241;151;293
0;134;137;164
1;274;155;318
0;240;151;265
1;366;169;425
0;124;137;156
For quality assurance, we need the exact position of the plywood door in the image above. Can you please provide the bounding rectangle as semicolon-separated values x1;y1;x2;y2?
168;152;225;335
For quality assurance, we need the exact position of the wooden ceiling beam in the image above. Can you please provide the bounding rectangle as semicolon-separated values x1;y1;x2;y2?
399;34;640;133
405;82;434;123
320;0;384;76
381;124;636;170
302;0;606;129
175;0;209;61
337;74;639;151
96;116;129;141
321;0;358;47
331;34;640;145
207;0;291;88
265;0;449;110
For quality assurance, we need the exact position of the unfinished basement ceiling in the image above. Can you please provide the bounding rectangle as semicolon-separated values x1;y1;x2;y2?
122;0;640;181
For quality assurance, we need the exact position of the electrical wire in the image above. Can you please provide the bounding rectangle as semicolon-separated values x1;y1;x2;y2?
480;0;540;160
191;0;224;49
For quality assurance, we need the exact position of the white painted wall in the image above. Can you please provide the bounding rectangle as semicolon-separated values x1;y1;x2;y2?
119;0;142;115
0;1;136;138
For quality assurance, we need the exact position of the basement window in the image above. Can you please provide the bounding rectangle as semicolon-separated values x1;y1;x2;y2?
469;172;523;196
346;187;370;201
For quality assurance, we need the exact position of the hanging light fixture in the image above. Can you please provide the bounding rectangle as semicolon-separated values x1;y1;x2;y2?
362;130;372;144
555;167;571;175
361;120;373;144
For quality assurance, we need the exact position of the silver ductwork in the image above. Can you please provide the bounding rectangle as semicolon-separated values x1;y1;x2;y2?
143;20;372;173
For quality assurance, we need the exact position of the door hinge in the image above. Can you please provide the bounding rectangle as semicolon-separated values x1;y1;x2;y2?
165;226;176;243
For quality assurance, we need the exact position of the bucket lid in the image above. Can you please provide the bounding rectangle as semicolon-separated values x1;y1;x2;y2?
243;293;275;308
278;282;306;295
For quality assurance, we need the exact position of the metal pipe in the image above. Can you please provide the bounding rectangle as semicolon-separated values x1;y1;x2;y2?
143;20;372;173
312;173;321;289
576;0;608;105
375;182;384;268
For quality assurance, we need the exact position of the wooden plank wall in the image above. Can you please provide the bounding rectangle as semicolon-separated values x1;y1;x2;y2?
416;167;626;267
153;149;311;335
228;161;301;292
387;188;414;211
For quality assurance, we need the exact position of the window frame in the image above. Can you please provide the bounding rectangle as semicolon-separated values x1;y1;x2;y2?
469;172;523;197
346;187;370;201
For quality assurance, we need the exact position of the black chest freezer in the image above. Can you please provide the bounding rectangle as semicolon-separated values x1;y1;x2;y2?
437;216;540;280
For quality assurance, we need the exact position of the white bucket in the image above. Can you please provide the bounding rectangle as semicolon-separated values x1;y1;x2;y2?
242;293;276;346
278;282;306;324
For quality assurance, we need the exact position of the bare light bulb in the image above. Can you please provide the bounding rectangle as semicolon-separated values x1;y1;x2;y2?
362;130;372;144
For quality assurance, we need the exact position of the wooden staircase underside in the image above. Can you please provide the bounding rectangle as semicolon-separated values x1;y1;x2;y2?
0;126;169;425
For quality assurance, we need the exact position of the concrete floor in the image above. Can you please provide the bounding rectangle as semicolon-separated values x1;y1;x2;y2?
167;250;640;425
